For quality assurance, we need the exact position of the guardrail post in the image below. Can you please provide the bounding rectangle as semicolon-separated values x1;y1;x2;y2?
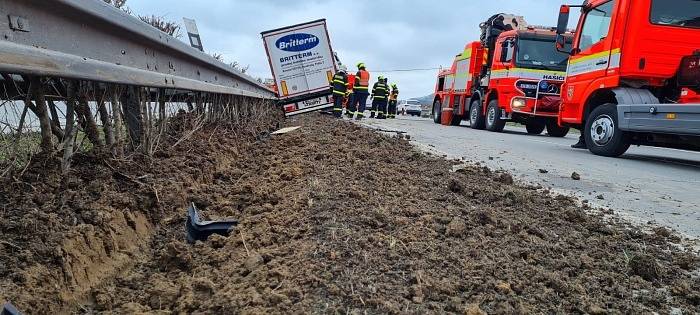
123;85;143;147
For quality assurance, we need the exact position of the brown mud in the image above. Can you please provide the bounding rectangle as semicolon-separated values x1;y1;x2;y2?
1;114;699;314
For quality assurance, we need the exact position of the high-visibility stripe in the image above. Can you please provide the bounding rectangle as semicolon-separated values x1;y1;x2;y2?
567;48;621;77
333;108;342;111
333;90;346;95
333;80;346;84
490;68;566;81
355;86;369;90
569;48;620;65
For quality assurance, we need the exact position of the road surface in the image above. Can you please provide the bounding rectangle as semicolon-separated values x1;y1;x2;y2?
361;116;700;239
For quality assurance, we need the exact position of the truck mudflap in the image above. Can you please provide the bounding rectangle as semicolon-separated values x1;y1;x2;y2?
617;104;700;136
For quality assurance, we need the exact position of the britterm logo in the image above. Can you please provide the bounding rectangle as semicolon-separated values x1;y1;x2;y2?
276;33;319;52
543;74;565;81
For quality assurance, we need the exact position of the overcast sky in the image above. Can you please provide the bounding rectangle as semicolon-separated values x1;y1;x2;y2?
128;0;572;99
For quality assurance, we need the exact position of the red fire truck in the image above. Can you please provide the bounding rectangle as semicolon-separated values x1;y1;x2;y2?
555;0;700;156
433;14;572;137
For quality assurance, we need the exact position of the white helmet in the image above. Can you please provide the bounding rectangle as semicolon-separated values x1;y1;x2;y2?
339;65;348;73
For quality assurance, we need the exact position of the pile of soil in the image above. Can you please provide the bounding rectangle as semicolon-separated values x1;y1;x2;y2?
2;114;699;313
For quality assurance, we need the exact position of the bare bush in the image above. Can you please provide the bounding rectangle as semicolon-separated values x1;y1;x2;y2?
0;72;281;178
103;0;131;14
138;14;182;38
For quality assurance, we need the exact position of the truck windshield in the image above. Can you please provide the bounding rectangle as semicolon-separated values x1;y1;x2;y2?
516;38;570;71
651;0;700;29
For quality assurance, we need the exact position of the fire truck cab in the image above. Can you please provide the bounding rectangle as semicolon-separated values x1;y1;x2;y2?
433;14;573;137
556;0;700;156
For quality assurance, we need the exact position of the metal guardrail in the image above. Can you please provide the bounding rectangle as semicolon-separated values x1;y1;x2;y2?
0;0;276;99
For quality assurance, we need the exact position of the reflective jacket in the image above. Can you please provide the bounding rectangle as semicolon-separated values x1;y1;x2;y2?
372;81;389;100
390;87;399;101
354;69;370;94
330;71;348;96
346;74;355;95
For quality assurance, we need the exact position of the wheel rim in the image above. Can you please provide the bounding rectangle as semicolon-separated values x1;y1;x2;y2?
487;107;496;126
590;115;615;146
470;105;478;123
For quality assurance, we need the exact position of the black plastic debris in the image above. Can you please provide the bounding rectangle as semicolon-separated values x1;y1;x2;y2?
2;302;21;315
186;203;238;243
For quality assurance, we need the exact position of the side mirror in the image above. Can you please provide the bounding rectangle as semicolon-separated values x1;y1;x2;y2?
557;5;570;35
555;34;569;54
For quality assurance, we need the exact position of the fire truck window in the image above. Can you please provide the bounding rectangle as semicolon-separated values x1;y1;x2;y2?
505;41;515;63
651;0;700;29
578;0;614;51
438;77;445;92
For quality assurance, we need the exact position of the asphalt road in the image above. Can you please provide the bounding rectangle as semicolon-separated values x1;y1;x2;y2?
360;115;700;239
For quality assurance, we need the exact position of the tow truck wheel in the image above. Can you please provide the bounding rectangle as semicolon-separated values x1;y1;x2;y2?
485;100;506;132
469;99;485;130
432;100;441;124
546;121;570;137
525;121;546;135
585;103;631;157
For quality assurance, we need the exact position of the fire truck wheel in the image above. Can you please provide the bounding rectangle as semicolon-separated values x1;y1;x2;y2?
546;121;570;137
525;121;546;135
469;99;485;130
485;100;506;132
432;100;441;124
585;103;631;157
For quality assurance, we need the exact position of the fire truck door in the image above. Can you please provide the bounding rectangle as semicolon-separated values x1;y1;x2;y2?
565;0;617;105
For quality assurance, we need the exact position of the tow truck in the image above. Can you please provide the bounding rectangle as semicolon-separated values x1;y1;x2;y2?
433;14;572;137
555;0;700;156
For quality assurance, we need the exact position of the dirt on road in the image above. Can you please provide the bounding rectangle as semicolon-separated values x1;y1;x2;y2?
1;114;699;314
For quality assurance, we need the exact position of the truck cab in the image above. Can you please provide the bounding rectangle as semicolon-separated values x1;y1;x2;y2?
556;0;700;156
481;28;572;135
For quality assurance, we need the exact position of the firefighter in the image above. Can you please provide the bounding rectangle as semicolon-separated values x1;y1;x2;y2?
344;75;354;117
345;73;355;117
370;76;385;118
388;83;399;118
330;66;348;118
350;62;370;120
571;134;587;149
376;77;389;119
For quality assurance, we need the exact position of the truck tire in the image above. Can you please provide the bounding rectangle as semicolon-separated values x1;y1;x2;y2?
432;100;441;124
485;100;506;132
585;103;630;157
525;121;546;134
469;99;485;130
546;121;570;137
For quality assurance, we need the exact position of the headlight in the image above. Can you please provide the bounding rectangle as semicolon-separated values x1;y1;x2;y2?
511;98;526;109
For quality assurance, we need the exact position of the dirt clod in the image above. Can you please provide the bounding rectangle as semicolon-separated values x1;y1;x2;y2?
465;303;487;315
571;172;581;180
493;172;514;185
244;253;265;272
446;218;467;237
629;253;661;282
448;179;465;193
